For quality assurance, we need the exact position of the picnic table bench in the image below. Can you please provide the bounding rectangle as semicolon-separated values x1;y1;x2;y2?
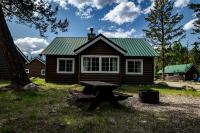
69;81;132;111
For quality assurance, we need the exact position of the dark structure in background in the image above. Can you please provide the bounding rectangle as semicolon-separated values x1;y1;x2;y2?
158;64;199;81
0;46;29;80
25;57;45;77
41;28;158;84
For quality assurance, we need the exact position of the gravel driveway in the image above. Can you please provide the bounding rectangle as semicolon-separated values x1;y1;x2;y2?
155;81;200;91
121;94;200;117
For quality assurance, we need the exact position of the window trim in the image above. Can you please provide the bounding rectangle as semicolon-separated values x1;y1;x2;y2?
126;59;143;75
25;69;29;74
81;55;119;73
56;58;75;74
41;69;45;76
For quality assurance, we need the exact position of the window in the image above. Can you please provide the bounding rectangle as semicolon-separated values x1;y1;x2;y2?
193;74;197;79
81;55;119;73
102;57;118;72
83;57;99;71
25;69;29;73
41;69;45;76
57;58;74;73
168;73;174;76
126;59;143;74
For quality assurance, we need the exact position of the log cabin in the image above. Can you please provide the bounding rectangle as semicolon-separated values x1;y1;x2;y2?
158;64;199;81
41;28;158;84
25;57;45;77
0;45;29;80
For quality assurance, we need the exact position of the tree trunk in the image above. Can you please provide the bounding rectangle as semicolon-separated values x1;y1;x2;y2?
161;47;165;80
0;6;30;89
161;5;165;81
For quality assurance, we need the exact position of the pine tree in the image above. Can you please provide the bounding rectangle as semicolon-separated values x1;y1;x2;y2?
0;0;68;89
167;41;189;65
189;3;200;68
189;3;200;39
190;42;200;66
143;0;185;80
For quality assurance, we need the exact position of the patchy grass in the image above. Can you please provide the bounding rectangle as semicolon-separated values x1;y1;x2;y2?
0;78;199;133
0;80;10;88
118;84;200;97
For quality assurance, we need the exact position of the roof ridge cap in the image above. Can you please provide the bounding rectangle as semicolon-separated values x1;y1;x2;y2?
55;37;87;38
109;37;145;39
54;37;146;39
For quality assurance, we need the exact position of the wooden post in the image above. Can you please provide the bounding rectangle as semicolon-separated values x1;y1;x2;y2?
78;54;80;83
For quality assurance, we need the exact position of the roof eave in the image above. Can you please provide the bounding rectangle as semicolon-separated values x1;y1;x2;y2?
27;58;45;65
74;34;127;55
15;45;30;63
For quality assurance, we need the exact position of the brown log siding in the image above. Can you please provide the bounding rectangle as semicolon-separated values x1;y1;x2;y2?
25;60;45;77
185;66;199;80
160;66;199;81
45;55;78;83
121;57;154;84
45;40;154;84
80;40;120;55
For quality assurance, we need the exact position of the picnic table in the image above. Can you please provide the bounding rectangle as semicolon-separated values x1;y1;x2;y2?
69;81;132;111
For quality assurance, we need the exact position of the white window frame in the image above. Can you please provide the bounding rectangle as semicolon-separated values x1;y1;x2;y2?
25;69;29;73
41;69;45;76
56;58;75;74
126;59;143;75
168;73;174;76
81;55;119;73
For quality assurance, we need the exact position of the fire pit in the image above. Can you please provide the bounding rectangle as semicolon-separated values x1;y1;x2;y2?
139;90;159;104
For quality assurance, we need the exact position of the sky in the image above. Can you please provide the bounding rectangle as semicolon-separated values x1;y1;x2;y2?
6;0;200;57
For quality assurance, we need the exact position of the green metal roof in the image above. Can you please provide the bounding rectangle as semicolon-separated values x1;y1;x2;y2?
42;36;158;57
158;64;194;74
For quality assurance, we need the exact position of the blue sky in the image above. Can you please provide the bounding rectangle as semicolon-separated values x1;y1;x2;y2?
6;0;200;57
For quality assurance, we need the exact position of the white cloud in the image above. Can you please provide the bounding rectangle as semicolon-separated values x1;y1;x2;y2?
143;0;190;14
31;49;45;55
75;8;93;18
134;33;144;38
14;37;49;57
67;0;91;9
102;2;141;25
137;0;144;4
98;28;136;38
53;0;68;9
36;0;129;18
67;0;97;18
183;18;198;30
143;0;155;14
35;0;68;10
174;0;190;8
67;0;127;18
94;0;117;9
67;0;126;9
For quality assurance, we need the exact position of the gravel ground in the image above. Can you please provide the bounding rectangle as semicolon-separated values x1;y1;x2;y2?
121;94;200;117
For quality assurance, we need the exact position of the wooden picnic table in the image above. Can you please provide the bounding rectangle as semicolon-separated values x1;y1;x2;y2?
81;81;119;94
79;81;124;111
69;81;132;111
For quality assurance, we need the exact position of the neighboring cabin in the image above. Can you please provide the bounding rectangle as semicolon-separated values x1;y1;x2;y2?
25;57;46;77
0;45;29;80
41;28;158;84
158;64;199;81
